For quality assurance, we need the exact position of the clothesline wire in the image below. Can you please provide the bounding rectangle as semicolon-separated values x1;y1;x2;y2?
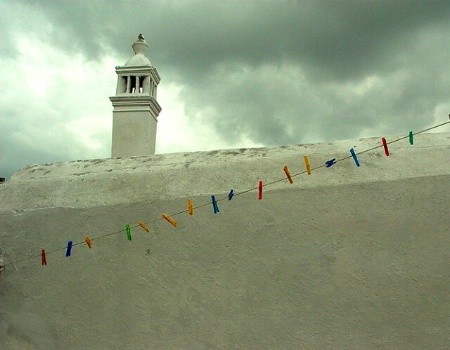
5;119;450;268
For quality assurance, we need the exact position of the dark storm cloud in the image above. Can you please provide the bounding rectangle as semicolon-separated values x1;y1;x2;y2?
3;0;450;178
17;1;450;78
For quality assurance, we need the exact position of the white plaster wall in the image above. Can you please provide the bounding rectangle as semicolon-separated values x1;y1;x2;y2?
111;111;157;157
0;133;449;349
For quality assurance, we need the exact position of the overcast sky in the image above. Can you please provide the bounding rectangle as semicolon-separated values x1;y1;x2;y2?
1;1;450;179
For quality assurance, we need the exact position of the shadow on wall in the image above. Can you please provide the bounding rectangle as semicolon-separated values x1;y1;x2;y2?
0;273;58;349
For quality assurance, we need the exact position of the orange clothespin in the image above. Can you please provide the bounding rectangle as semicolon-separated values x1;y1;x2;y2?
162;214;177;227
84;236;93;249
187;200;194;215
283;166;293;184
304;156;311;175
138;221;150;233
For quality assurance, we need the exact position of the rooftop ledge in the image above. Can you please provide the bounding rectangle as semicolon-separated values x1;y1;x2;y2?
1;132;449;210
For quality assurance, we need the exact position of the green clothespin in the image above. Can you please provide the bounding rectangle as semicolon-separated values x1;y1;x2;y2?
409;131;414;145
126;224;132;241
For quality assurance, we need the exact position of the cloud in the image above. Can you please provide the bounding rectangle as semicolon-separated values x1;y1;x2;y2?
1;0;450;179
0;34;114;178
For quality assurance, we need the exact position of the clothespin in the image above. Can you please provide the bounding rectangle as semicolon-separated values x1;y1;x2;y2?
0;250;4;272
325;158;337;167
138;221;150;233
381;137;389;156
187;200;194;215
41;249;47;266
409;131;414;145
258;181;263;200
228;189;234;200
350;148;360;167
211;196;219;213
162;214;177;227
126;224;132;241
84;236;93;248
283;166;293;184
66;241;73;257
304;156;311;175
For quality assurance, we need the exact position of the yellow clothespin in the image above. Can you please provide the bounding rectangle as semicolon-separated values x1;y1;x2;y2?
84;236;93;249
162;214;177;227
138;221;150;233
283;166;293;184
304;156;311;175
187;200;194;215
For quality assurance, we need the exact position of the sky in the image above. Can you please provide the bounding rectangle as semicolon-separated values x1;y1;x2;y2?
1;0;450;179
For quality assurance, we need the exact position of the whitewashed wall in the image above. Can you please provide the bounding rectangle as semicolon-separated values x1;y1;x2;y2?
0;133;449;349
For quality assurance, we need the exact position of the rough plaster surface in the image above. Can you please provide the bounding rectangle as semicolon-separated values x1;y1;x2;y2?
0;133;449;349
111;110;158;157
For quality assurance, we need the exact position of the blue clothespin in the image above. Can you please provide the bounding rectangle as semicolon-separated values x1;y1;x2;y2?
211;195;219;214
228;189;234;200
350;148;360;167
325;158;337;167
66;241;73;257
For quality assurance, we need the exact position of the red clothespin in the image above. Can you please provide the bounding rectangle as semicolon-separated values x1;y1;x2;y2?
41;249;47;266
381;137;389;156
258;181;263;200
